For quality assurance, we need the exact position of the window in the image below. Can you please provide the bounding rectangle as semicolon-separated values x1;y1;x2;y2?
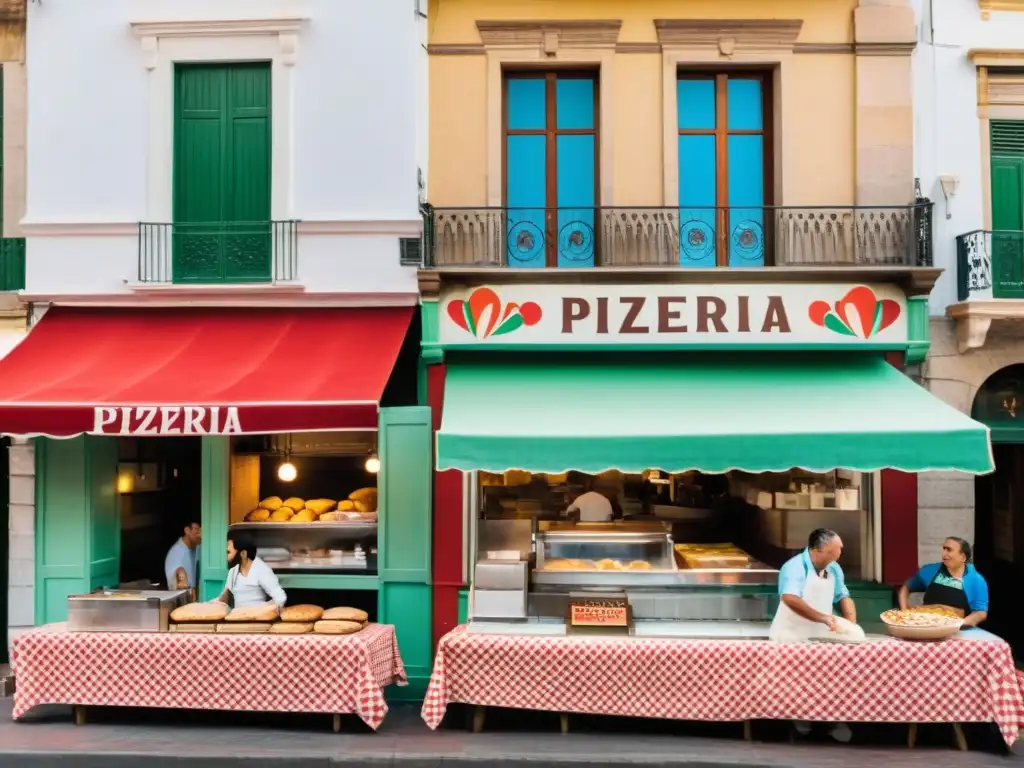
503;72;598;268
989;120;1024;297
677;73;771;267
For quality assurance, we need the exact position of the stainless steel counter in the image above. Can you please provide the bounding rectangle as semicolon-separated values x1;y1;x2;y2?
531;565;777;588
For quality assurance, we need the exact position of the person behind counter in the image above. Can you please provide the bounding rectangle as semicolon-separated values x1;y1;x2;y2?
164;519;201;599
898;536;988;627
212;534;287;610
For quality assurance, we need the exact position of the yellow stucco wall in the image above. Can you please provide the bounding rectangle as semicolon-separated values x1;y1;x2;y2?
428;0;863;208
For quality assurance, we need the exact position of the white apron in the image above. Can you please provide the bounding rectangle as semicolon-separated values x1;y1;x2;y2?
769;566;863;642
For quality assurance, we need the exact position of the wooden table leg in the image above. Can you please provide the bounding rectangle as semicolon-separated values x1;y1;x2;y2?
952;723;968;751
560;713;569;734
73;706;86;727
472;705;486;733
743;720;753;741
907;723;917;748
332;714;341;734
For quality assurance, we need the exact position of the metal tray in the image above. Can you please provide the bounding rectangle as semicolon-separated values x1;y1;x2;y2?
229;521;377;536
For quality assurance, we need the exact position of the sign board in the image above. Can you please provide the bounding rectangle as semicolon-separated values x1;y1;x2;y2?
566;593;632;635
92;406;243;436
439;283;909;347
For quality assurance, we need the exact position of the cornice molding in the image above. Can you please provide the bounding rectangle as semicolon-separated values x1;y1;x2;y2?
129;17;306;39
854;41;916;57
654;19;803;53
969;48;1024;67
979;0;1024;20
476;20;622;50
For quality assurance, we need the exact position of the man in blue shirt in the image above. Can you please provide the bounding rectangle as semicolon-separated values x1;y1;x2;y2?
164;519;201;599
898;536;988;627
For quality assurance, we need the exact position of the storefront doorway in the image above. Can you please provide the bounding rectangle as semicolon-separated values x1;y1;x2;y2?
971;364;1024;658
117;437;202;588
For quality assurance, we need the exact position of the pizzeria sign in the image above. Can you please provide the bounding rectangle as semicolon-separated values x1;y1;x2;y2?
439;283;909;347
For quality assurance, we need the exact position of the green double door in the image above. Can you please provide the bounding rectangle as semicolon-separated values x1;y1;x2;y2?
990;120;1024;298
173;63;272;283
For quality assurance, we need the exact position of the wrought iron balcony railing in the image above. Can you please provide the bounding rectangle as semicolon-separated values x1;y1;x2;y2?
0;237;25;292
955;229;1024;301
138;221;299;284
422;203;933;269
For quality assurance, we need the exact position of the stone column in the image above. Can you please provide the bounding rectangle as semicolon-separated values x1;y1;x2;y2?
854;0;916;205
2;61;26;238
7;438;34;662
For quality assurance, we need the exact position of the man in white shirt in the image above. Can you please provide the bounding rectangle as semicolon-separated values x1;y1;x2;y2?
567;490;614;522
164;520;201;598
214;534;287;610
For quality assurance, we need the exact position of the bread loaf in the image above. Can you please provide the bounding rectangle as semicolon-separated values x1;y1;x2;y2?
321;606;368;623
171;602;229;622
216;622;272;633
305;499;337;514
289;509;317;523
280;604;324;622
282;497;305;511
336;500;356;512
348;487;377;504
226;604;280;622
353;500;374;513
259;496;283;511
245;508;271;522
269;508;294;522
269;622;314;634
314;620;363;635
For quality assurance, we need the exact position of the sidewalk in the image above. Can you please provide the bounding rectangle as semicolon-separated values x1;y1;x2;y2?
0;699;1020;768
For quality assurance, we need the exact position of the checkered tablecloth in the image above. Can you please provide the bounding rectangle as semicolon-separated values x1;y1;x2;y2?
421;626;1024;745
12;623;407;730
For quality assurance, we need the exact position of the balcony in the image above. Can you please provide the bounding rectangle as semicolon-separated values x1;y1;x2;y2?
422;204;933;269
949;229;1024;352
0;238;25;292
138;221;299;285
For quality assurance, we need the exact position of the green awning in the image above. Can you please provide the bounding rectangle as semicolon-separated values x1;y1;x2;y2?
436;354;993;475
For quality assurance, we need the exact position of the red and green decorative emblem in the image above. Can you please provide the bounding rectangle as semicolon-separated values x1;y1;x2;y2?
808;286;901;339
446;287;543;339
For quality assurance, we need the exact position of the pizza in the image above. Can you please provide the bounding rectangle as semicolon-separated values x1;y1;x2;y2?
880;608;961;627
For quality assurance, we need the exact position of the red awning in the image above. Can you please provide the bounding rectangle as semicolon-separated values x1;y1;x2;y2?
0;306;413;438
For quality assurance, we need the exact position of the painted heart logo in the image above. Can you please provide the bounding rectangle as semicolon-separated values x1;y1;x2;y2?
446;287;543;339
808;286;901;339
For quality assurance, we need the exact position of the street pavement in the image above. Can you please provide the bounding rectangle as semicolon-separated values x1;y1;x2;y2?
0;698;1021;768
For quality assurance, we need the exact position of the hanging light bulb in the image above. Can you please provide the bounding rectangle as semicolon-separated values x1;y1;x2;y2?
277;461;297;482
364;454;381;474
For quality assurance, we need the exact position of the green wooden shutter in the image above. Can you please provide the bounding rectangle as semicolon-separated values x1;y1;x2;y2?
377;406;433;699
173;63;271;284
990;121;1024;298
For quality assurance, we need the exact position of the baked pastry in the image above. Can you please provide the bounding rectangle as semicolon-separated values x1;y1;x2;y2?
289;509;317;523
336;500;356;512
282;497;305;512
226;604;280;622
348;487;377;504
317;511;352;522
216;622;272;633
597;559;622;571
280;604;324;622
259;496;283;511
171;602;229;622
322;606;369;622
270;622;314;634
305;499;337;514
544;559;575;570
245;508;271;522
314;620;363;635
627;560;653;571
353;500;374;513
269;508;294;522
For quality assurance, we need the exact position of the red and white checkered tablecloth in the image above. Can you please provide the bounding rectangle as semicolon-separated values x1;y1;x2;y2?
421;626;1024;745
12;623;407;730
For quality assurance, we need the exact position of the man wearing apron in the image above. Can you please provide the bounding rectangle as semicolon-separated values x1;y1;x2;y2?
770;528;863;742
898;536;989;627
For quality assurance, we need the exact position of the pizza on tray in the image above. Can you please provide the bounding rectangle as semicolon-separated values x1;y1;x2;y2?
880;608;961;627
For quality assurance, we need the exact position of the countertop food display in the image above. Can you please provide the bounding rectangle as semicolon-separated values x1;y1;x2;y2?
243;488;378;524
169;604;371;635
880;606;964;641
673;543;753;570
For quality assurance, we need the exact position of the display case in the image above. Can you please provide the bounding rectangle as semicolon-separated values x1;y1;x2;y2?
533;521;678;587
229;521;377;573
67;589;190;632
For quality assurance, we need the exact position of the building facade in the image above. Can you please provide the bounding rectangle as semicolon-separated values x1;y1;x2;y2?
422;0;938;645
4;0;434;693
914;0;1024;653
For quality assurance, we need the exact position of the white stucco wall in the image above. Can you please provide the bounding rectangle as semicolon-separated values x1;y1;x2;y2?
22;0;422;298
912;0;1024;566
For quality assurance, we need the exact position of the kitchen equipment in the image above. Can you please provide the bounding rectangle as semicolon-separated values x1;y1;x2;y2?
67;589;190;632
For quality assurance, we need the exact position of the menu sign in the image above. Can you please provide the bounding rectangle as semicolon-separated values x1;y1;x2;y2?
566;595;632;635
438;283;909;347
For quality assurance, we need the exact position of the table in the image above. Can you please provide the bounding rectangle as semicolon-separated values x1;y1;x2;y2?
421;626;1024;746
12;623;407;730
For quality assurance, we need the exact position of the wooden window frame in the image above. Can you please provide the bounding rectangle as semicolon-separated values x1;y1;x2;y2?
502;69;600;267
677;70;774;266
